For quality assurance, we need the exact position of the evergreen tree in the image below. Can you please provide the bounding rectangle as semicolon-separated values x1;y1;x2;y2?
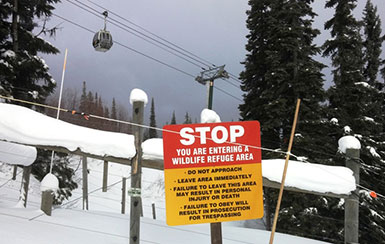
111;98;117;120
381;46;385;81
103;106;110;131
382;60;385;82
170;111;176;125
183;112;192;124
239;0;342;241
79;81;87;112
0;0;80;207
87;91;94;113
0;0;60;107
149;98;158;138
97;95;104;116
323;0;385;242
32;149;78;205
362;0;383;88
110;98;118;131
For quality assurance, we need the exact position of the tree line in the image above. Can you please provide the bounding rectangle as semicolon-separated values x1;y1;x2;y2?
46;81;132;134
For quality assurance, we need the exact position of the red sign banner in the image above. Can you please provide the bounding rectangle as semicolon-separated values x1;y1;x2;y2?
163;121;261;169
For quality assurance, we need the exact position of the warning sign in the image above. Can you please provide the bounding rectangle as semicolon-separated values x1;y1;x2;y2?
163;121;263;226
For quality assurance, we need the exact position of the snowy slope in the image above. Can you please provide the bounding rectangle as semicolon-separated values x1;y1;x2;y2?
0;207;330;244
0;160;331;244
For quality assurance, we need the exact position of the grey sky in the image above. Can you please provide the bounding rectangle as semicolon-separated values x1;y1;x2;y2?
42;0;385;127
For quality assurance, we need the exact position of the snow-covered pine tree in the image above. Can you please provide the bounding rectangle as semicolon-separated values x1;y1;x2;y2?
149;97;158;138
323;0;385;242
240;0;341;241
239;0;281;151
0;0;59;106
363;0;383;88
0;0;80;207
32;149;78;205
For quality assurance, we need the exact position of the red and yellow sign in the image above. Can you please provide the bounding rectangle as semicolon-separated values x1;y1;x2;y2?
163;121;263;226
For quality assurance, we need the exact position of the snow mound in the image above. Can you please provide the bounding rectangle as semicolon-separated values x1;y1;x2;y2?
262;159;356;195
40;173;59;192
201;109;221;123
142;138;163;161
338;136;361;154
0;103;136;159
0;140;36;166
129;88;148;105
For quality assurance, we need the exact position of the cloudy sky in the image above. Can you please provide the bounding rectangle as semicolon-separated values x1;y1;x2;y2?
41;0;385;127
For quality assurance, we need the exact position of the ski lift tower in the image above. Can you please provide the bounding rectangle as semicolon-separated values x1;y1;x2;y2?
195;65;229;244
195;65;229;110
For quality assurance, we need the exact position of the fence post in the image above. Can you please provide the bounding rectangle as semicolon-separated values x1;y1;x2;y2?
152;202;156;220
20;165;31;207
130;99;144;244
12;165;17;180
41;190;54;216
82;156;89;210
122;177;127;214
103;160;108;192
345;148;360;244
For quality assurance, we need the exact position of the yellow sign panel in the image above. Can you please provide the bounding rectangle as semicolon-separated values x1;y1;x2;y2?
165;164;263;226
163;121;263;226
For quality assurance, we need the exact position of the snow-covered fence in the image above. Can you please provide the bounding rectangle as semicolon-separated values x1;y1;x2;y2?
0;100;361;243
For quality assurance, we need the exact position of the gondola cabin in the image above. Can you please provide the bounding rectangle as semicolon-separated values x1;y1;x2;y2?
92;30;113;52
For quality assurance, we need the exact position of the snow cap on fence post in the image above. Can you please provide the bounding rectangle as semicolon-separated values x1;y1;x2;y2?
40;173;59;192
200;108;221;123
338;135;361;154
129;88;148;106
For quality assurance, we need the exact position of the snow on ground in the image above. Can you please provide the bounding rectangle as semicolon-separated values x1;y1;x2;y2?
0;160;330;244
0;207;330;244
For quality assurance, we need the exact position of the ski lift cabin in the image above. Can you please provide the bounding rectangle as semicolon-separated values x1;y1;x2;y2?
93;30;113;52
92;11;113;52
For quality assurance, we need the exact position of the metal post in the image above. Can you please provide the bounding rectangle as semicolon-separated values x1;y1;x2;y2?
103;160;108;192
196;65;229;113
207;79;222;244
82;156;89;210
122;177;127;214
207;80;214;110
130;100;144;244
345;148;360;244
